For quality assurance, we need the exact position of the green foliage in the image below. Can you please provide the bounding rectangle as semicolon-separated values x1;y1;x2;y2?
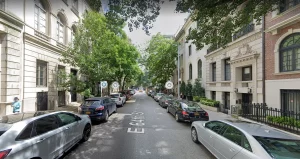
59;11;142;93
180;81;186;95
200;97;220;107
192;78;205;97
86;0;102;12
267;116;300;128
57;72;86;93
193;96;201;102
82;88;92;98
145;33;178;87
107;0;281;50
186;82;193;96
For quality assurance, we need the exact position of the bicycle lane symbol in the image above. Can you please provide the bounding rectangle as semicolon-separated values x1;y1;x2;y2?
127;111;145;134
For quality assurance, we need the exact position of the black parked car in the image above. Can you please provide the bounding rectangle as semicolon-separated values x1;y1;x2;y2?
79;97;117;122
158;95;174;108
167;100;209;122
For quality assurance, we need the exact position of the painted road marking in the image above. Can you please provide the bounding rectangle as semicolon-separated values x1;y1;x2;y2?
127;111;145;134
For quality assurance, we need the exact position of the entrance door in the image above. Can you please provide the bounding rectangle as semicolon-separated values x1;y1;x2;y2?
242;93;252;114
37;92;48;111
58;91;66;107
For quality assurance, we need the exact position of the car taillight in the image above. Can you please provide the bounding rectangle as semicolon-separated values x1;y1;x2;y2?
119;97;121;101
182;111;188;115
95;106;105;111
205;112;208;116
0;149;11;159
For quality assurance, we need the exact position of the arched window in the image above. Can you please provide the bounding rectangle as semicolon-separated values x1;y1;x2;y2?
280;33;300;72
34;0;48;34
57;13;67;44
189;64;192;80
198;59;202;78
71;25;77;45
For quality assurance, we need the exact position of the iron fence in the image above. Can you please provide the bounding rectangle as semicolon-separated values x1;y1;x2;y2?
241;103;300;135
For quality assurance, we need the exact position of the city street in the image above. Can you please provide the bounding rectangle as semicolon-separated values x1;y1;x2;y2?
63;92;233;159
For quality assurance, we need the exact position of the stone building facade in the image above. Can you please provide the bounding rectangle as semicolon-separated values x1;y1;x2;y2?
0;0;93;115
205;22;263;113
265;1;300;112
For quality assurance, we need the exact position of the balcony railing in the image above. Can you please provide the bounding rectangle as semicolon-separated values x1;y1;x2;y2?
232;23;255;41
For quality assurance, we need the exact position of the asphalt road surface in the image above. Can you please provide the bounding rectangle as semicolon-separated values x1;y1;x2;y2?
63;92;232;159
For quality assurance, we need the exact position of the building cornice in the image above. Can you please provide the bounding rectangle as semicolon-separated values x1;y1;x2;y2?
205;30;262;59
265;12;300;35
0;10;24;31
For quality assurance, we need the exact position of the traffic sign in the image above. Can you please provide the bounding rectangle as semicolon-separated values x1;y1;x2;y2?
101;81;108;88
112;81;119;89
165;81;174;89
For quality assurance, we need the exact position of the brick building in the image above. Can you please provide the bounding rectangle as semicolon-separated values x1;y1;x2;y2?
265;1;300;112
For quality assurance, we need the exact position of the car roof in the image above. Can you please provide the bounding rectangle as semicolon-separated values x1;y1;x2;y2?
220;119;300;140
86;97;106;100
0;111;75;124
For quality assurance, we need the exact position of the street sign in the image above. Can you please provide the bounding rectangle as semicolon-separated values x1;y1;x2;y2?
101;81;108;88
112;81;119;89
165;81;174;89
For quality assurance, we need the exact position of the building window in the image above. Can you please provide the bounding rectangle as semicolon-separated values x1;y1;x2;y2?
224;92;230;109
72;0;78;10
34;0;47;34
279;0;300;13
57;16;64;44
189;45;192;56
279;33;300;72
189;64;192;80
211;91;216;100
0;0;5;10
198;59;202;78
188;28;191;35
242;66;252;81
212;62;216;82
57;65;65;85
224;58;231;81
71;25;76;46
281;90;300;113
36;60;47;87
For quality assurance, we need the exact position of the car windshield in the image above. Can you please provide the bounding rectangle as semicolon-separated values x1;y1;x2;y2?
110;94;119;98
157;93;164;96
254;136;300;159
83;100;100;107
181;102;203;110
166;96;173;100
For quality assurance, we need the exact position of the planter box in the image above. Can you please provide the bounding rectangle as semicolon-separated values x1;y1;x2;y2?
198;103;218;112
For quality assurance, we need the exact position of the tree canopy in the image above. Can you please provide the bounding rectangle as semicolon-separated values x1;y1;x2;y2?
59;11;141;95
145;33;177;87
104;0;281;49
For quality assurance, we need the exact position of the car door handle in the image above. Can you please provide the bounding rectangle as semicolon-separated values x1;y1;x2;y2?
229;148;235;152
36;138;45;143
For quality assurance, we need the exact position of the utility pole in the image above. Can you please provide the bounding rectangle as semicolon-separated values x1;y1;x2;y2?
177;44;180;99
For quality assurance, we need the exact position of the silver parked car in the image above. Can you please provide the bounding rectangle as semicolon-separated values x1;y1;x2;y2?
191;119;300;159
0;111;92;159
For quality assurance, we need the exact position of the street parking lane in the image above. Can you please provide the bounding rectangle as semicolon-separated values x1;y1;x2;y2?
62;93;215;159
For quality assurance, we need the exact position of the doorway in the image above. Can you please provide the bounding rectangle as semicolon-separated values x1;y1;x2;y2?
70;69;77;102
58;91;66;107
242;93;252;104
37;92;48;111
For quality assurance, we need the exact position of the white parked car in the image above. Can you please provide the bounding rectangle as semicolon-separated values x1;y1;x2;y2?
110;93;126;107
0;111;92;159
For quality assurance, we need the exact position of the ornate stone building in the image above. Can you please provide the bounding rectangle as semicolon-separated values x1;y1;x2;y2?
0;0;94;115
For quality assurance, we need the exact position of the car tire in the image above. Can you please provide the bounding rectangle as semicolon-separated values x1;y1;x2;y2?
175;113;180;122
191;127;200;144
81;124;91;143
104;111;109;122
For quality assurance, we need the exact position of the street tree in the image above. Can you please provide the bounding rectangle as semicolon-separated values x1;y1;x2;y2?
145;33;178;88
104;0;281;50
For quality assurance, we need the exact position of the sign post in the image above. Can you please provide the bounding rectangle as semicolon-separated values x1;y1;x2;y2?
112;81;120;92
165;81;174;93
100;81;108;97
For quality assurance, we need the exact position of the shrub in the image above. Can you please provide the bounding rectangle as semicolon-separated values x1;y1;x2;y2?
180;81;186;96
193;96;200;102
186;82;193;96
192;78;205;97
266;116;300;128
200;98;220;107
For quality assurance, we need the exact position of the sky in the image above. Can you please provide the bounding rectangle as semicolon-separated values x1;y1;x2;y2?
101;1;189;48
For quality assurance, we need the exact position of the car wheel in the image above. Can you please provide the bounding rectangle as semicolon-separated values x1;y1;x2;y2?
175;113;180;122
104;111;109;122
81;124;91;143
191;127;200;144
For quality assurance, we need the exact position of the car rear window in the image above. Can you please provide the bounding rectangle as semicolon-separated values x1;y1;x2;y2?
254;136;300;159
157;93;164;96
110;94;119;98
83;100;100;106
181;102;203;110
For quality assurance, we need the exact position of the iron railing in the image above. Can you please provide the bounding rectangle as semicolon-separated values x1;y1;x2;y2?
241;103;300;135
233;23;255;41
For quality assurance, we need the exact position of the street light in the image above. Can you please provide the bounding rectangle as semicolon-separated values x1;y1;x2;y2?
177;43;180;99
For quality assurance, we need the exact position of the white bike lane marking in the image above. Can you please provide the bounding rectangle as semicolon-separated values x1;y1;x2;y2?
127;111;145;134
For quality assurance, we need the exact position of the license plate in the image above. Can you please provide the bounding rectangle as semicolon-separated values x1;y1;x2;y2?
194;112;199;116
85;111;91;115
